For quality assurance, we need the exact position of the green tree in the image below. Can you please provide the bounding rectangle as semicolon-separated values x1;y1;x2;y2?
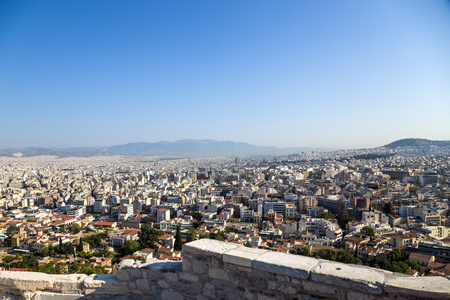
119;240;140;256
138;226;164;249
186;228;198;242
39;246;49;257
300;246;311;257
245;242;253;248
6;226;20;237
69;223;81;234
213;234;225;241
2;256;14;264
319;211;336;219
174;226;183;251
318;249;337;261
361;226;376;237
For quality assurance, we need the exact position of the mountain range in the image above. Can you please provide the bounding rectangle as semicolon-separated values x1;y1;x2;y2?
0;139;331;158
0;138;448;158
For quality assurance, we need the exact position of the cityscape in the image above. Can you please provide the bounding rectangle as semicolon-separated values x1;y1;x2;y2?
0;139;449;279
1;0;449;299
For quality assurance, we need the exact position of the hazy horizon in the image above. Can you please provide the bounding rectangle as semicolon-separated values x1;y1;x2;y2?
1;1;449;149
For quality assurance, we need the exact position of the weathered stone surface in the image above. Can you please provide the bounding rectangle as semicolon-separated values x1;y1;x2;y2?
346;290;375;300
161;290;183;300
267;281;297;295
83;275;129;295
384;276;450;299
301;280;337;296
182;257;193;272
209;267;230;281
184;239;239;258
157;280;169;289
252;252;318;279
203;282;216;298
51;275;87;293
192;260;208;275
115;269;129;282
223;247;267;268
135;278;150;291
0;272;54;291
311;261;384;294
164;272;178;282
179;272;198;282
119;259;135;268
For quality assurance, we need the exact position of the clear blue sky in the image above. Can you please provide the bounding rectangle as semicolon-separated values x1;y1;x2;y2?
1;0;449;149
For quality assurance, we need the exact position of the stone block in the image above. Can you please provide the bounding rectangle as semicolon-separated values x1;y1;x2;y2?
209;267;230;281
267;281;297;295
252;252;318;280
182;257;193;272
310;261;384;294
116;269;129;282
135;278;150;291
83;274;129;295
157;280;169;289
384;276;450;299
203;282;216;298
301;280;337;296
223;247;267;268
179;272;198;282
183;239;239;258
51;274;87;293
28;292;86;300
192;260;208;275
164;272;178;282
161;290;183;300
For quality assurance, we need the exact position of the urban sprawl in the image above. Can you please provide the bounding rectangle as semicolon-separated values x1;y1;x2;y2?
0;146;449;277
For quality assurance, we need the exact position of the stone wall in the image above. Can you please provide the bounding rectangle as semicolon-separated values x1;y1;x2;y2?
0;239;448;299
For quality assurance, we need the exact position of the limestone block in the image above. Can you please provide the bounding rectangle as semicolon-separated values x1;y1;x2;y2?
179;272;198;282
135;278;150;291
384;276;450;299
27;292;86;300
163;272;178;282
182;257;193;272
203;282;216;298
129;267;142;279
301;280;337;296
252;252;318;280
267;281;297;295
192;260;208;275
157;280;169;289
223;247;267;268
83;275;129;295
115;269;129;282
161;290;183;300
183;239;238;258
310;261;384;294
209;267;230;281
51;275;87;293
346;290;376;300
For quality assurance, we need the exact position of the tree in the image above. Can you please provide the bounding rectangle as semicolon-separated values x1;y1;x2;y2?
186;228;198;243
138;226;164;249
382;202;392;215
39;246;49;257
245;242;253;248
318;249;337;261
300;246;311;257
319;211;336;220
174;226;183;251
6;226;20;238
214;234;225;241
119;240;140;256
361;226;376;237
69;223;81;234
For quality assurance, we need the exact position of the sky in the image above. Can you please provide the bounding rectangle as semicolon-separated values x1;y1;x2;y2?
0;0;449;150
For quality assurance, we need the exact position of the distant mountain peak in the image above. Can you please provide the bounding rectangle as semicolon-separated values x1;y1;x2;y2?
385;138;450;148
